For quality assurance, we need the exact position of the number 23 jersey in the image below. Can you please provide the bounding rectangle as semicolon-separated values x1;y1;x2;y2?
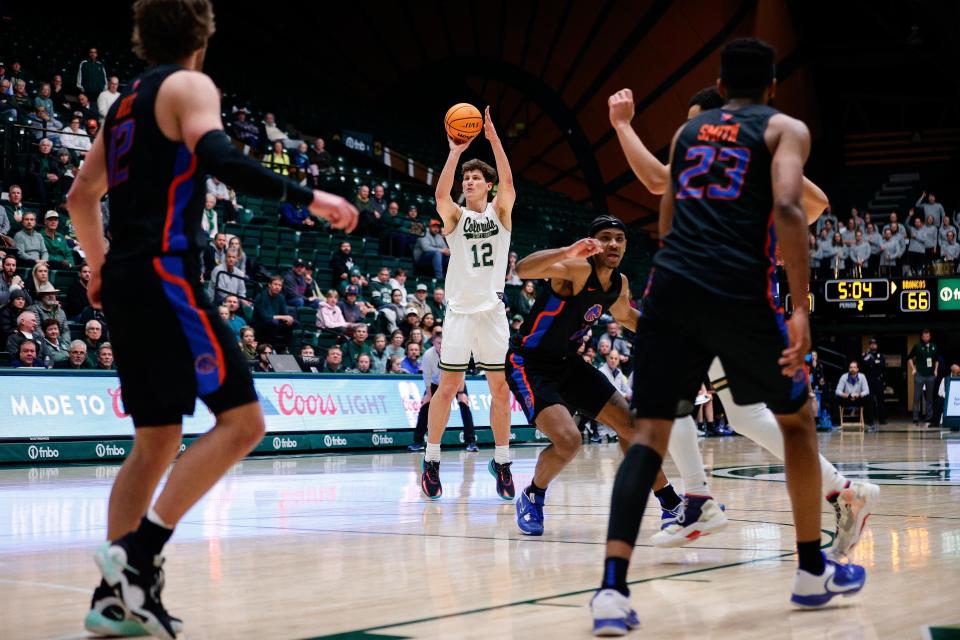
655;103;778;300
444;202;511;314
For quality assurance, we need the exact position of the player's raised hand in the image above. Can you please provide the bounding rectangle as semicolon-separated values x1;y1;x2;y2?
310;190;359;233
448;135;473;153
608;89;635;127
565;238;603;259
779;310;811;376
483;106;499;141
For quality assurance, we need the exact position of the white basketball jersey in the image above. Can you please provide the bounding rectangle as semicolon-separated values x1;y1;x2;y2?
443;202;511;314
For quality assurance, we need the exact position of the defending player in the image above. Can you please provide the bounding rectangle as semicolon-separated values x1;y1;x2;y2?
608;85;878;555
592;39;866;635
421;107;515;500
67;1;357;637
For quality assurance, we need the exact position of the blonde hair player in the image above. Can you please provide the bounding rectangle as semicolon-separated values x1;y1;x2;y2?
420;106;516;500
606;84;878;554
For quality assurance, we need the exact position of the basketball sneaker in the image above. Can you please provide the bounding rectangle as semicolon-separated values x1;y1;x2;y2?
94;537;178;640
590;588;640;637
488;460;515;500
791;554;866;608
650;494;728;548
466;442;480;453
828;481;880;559
516;490;544;536
421;458;442;500
84;579;184;637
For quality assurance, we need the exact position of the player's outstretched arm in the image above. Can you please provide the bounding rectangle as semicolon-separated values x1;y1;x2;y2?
802;177;828;224
609;276;639;332
609;89;670;195
65;131;109;308
516;239;601;280
483;106;515;229
769;114;812;376
165;71;357;232
435;136;472;233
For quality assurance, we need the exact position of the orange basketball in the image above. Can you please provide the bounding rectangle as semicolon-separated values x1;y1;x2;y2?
444;103;483;143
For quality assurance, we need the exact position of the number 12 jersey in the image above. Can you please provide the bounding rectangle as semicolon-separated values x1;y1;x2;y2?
444;202;511;314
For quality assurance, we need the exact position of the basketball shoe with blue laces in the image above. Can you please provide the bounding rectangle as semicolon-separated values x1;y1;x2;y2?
84;579;184;637
590;588;640;636
516;489;544;535
94;537;179;640
650;494;728;548
420;458;442;500
791;553;866;607
488;460;515;500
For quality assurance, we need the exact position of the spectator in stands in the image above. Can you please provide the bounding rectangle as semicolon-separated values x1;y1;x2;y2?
41;211;74;269
262;113;287;144
40;317;69;363
84;117;100;142
206;175;239;222
375;288;406;334
420;313;437;345
942;230;959;268
916;192;944;227
14;212;48;266
594;339;612;367
11;339;40;368
850;230;870;277
27;105;63;145
371;185;387;217
254;275;295;352
408;283;430;317
865;222;882;274
26;139;62;207
0;255;28;306
596;349;631;438
322;345;344;373
203;232;227;281
368;267;393;307
922;214;939;257
387;356;405;374
380;200;404;255
338;285;373;324
509;314;523;340
262;140;290;175
222;295;248;339
336;267;369;302
599;320;631;360
0;198;9;237
11;80;32;119
342;324;372;370
0;80;14;120
879;228;903;276
355;353;372;374
427;287;447;322
291;141;310;177
505;251;522;285
229;108;260;148
74;93;98;123
370;333;389;373
60;115;92;156
354;185;379;236
55;149;77;194
226;236;247;272
385;329;406;361
238;326;257;360
401;342;422;374
397;205;425;257
1;292;30;346
840;219;856;246
517;280;538;316
27;282;69;340
76;48;107;101
27;262;52;300
907;217;928;275
34;83;57;120
51;75;69;114
317;289;353;335
389;267;409;299
835;360;876;431
255;343;275;372
201;193;219;238
96;342;115;370
583;344;597;365
414;220;450;279
3;184;26;234
82;319;104;360
909;329;939;426
307;137;335;179
829;232;846;276
297;344;319;373
209;250;246;303
400;307;420;342
808;232;819;275
279;201;316;229
282;258;315;308
64;263;90;319
53;340;91;369
329;240;355;288
815;206;837;234
97;76;120;118
408;327;424;350
5;309;40;355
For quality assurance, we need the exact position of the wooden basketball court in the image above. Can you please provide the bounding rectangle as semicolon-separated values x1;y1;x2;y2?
1;427;957;639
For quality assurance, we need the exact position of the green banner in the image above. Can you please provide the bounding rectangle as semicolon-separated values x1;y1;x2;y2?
938;278;960;310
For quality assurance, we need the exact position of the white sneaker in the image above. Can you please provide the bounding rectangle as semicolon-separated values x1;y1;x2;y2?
650;495;728;548
590;588;639;637
829;481;879;559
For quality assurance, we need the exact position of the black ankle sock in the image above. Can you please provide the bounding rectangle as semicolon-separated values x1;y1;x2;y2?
132;516;174;557
706;421;716;431
654;484;682;511
797;540;825;575
525;481;546;498
600;557;630;596
606;444;663;545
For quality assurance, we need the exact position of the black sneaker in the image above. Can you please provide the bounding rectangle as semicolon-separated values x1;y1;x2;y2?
488;459;515;500
421;459;442;500
94;535;178;640
84;579;184;637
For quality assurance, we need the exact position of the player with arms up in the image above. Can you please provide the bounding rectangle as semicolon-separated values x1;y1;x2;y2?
591;39;866;636
421;107;515;500
605;85;877;553
67;1;357;637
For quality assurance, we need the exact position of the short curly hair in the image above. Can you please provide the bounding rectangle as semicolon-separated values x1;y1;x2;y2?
461;159;497;184
132;0;215;64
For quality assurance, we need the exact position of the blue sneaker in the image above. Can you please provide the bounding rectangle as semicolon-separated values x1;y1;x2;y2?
651;494;728;548
516;490;544;536
590;588;640;636
791;554;866;608
659;501;684;529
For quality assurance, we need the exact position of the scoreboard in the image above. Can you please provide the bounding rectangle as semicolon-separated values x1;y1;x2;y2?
783;277;960;318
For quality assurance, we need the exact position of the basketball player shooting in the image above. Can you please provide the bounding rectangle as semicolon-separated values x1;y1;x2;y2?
67;1;357;637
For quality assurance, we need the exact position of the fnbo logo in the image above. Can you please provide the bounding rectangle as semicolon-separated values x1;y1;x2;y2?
26;445;59;460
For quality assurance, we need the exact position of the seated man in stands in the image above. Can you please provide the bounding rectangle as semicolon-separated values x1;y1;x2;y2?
65;263;91;320
835;360;877;431
282;258;318;309
11;339;40;368
2;184;26;235
338;267;367;298
54;340;92;369
82;319;105;366
27;282;69;341
0;255;29;306
413;219;450;279
408;283;430;318
202;232;227;281
278;201;316;229
13;212;48;266
209;249;246;303
40;317;70;363
354;353;373;374
254;275;296;352
322;345;345;373
400;341;422;374
367;267;393;307
338;285;374;324
41;211;75;269
329;240;356;288
427;286;446;322
229;107;260;148
308;137;335;180
26;138;62;207
223;294;250;340
61;115;92;156
342;324;372;370
942;230;959;269
5;310;41;356
95;342;115;370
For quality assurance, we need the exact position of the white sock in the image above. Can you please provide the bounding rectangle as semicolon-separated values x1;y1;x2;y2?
718;391;849;499
146;506;173;530
425;442;442;462
668;416;710;494
494;445;510;464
